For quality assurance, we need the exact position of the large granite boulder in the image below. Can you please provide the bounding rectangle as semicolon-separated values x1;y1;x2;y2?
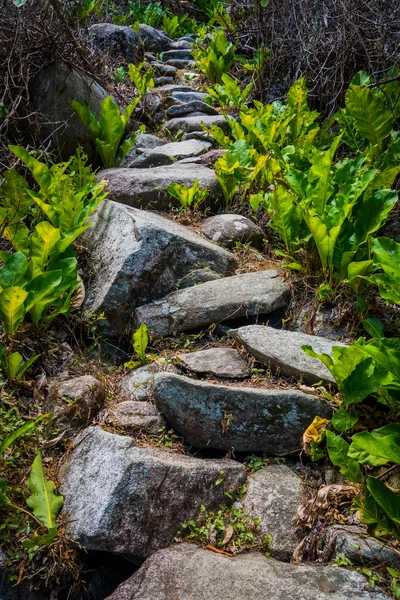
135;270;289;339
137;24;172;53
230;325;346;385
82;201;237;336
89;23;143;63
29;60;109;161
60;428;246;559
153;373;332;454
97;164;222;210
106;543;390;600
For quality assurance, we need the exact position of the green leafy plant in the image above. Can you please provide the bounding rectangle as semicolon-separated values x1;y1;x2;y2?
167;180;210;210
0;345;39;385
206;73;253;110
124;322;149;368
0;147;107;334
128;62;155;98
72;96;142;168
26;452;64;530
111;66;126;85
193;30;236;83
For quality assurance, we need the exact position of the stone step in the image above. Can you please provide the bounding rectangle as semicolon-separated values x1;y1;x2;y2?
154;76;175;86
162;49;193;61
106;543;391;600
155;84;195;93
96;163;223;210
127;139;212;168
82;201;237;337
135;270;289;339
172;90;209;103
200;214;264;249
165;114;229;134
170;40;192;49
150;61;177;75
230;325;345;385
166;100;218;117
60;427;245;559
177;347;250;379
153;372;332;453
166;59;196;69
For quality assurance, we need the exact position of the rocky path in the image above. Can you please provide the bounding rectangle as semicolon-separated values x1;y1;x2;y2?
36;26;398;600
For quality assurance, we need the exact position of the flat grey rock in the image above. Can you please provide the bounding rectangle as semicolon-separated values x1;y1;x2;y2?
162;49;193;61
153;373;332;453
106;543;389;600
184;131;215;143
60;427;246;559
129;139;212;168
167;101;219;117
107;400;165;433
150;61;177;75
166;59;196;69
170;40;192;49
172;91;208;103
201;214;265;249
119;133;165;167
156;84;195;93
176;268;221;288
236;464;304;560
119;364;162;401
154;76;174;86
135;270;289;339
178;348;249;378
97;164;222;210
230;325;345;384
165;115;229;134
179;149;226;167
82;201;237;336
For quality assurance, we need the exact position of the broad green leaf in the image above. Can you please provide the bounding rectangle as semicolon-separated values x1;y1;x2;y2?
132;322;149;361
367;478;400;524
341;358;380;406
348;442;389;467
30;222;61;277
351;427;400;464
325;430;363;484
25;270;63;323
5;352;23;382
9;145;52;191
0;252;27;288
362;318;384;340
26;452;64;530
331;407;359;432
264;186;303;254
0;286;28;335
0;420;36;456
345;85;395;146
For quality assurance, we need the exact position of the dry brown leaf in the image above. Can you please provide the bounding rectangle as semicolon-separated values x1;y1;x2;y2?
221;524;234;546
70;276;85;311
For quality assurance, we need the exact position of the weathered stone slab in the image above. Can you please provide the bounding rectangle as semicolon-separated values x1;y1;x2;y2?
201;214;265;249
135;270;289;339
60;428;246;559
167;101;219;117
178;348;249;378
82;201;237;336
230;325;345;384
97;164;222;209
165;115;229;134
153;373;332;454
106;543;390;600
129;139;211;168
